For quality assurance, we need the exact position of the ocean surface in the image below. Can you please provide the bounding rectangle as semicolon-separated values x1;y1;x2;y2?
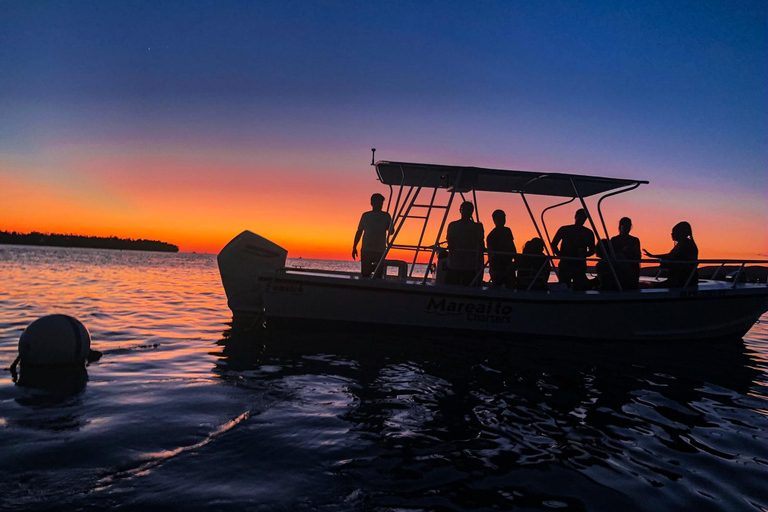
1;245;767;512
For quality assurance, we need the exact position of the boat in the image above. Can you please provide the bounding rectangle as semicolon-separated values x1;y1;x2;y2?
217;153;768;342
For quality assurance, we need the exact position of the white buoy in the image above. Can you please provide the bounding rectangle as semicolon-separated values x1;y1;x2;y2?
18;314;91;366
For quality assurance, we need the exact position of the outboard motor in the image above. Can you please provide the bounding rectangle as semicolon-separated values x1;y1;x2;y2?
217;231;288;314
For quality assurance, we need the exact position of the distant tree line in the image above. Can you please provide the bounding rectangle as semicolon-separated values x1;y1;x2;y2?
0;231;179;252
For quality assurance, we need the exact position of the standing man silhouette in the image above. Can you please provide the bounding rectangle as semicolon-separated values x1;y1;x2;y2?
551;209;595;290
486;209;516;287
352;193;392;278
610;217;641;289
446;201;485;286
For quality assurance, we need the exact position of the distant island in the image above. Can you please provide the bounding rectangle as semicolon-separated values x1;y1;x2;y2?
0;231;179;253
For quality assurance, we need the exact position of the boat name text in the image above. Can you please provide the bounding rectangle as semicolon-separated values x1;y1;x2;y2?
244;244;282;259
679;289;727;298
426;297;511;324
267;282;304;294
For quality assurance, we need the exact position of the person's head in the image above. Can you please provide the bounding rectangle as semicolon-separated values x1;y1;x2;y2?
671;221;693;242
524;237;545;254
595;240;611;258
619;217;632;235
459;201;474;220
370;193;385;210
574;209;588;226
492;209;506;227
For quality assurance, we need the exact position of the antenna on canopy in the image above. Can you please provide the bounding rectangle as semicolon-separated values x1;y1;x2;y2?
371;148;376;166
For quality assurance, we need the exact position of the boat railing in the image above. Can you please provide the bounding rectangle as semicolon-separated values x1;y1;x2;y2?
279;268;360;278
636;257;768;289
380;244;766;290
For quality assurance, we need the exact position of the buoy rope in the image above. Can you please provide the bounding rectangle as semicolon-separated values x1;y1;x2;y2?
9;356;19;383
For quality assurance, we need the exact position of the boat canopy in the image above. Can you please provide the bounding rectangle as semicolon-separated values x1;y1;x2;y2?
375;161;648;197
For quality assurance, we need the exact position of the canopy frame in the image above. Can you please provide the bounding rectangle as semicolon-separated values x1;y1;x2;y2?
371;159;648;289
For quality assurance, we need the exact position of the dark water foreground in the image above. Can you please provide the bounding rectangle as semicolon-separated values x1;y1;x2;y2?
0;247;767;511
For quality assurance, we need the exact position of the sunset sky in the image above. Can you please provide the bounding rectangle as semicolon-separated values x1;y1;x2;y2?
1;0;766;259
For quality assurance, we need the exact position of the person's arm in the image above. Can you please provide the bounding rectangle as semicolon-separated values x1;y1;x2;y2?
585;232;596;257
352;215;364;260
352;229;362;260
667;244;683;261
643;248;669;259
486;233;495;258
551;228;563;256
478;223;486;265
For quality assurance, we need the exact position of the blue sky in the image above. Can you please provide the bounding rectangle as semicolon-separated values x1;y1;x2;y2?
1;0;766;255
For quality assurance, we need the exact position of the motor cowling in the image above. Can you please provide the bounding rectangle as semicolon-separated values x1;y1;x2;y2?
217;231;288;314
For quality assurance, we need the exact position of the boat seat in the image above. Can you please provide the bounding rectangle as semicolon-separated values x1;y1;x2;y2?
383;260;408;280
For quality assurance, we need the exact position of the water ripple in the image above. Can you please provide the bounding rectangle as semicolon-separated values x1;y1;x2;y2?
0;247;766;511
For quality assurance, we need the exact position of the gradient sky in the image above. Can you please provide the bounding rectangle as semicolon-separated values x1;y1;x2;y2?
1;0;766;259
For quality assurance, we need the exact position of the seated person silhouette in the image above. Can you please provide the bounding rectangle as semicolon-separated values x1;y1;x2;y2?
551;209;596;290
610;217;641;289
352;193;392;278
486;209;516;287
591;240;633;291
643;221;699;288
515;237;550;290
446;201;485;286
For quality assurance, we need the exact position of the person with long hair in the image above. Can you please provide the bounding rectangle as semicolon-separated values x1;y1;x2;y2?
643;221;698;288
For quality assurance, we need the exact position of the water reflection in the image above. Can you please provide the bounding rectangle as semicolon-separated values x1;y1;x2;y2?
13;364;89;395
212;314;266;374
214;318;767;510
7;365;89;431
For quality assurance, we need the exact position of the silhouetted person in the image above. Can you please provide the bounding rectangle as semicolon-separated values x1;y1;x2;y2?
515;237;550;290
610;217;641;289
352;193;392;278
486;209;516;287
644;221;699;288
591;240;633;291
446;201;485;286
551;209;595;290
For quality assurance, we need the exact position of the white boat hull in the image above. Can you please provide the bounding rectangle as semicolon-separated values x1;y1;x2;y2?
257;271;768;342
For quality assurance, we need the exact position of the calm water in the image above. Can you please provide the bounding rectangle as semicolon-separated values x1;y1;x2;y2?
1;246;767;512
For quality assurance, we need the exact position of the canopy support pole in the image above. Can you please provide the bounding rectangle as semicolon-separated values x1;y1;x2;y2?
571;178;623;291
595;182;642;255
520;192;557;284
540;197;576;251
410;187;439;277
421;170;463;284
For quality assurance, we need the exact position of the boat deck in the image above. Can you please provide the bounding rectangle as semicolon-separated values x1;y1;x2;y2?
278;268;765;294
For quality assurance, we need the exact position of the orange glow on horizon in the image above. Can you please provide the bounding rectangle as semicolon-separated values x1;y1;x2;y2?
2;154;766;262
